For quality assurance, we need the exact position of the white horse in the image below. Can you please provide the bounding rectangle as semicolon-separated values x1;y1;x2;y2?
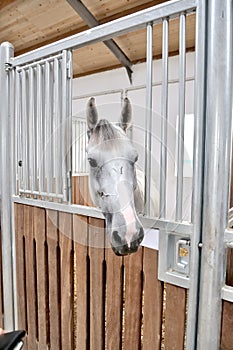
86;97;146;256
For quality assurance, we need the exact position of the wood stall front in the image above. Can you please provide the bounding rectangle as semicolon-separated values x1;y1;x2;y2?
9;174;233;349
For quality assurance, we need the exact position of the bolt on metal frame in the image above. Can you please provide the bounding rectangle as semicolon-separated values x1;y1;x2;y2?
1;0;233;348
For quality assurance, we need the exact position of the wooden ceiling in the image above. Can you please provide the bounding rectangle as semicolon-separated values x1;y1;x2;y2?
0;0;196;78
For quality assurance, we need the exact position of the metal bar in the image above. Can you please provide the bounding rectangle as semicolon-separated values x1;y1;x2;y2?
144;22;153;215
0;41;15;328
66;0;133;82
125;76;194;94
73;88;124;100
197;1;233;348
19;189;64;199
67;50;73;203
185;0;207;348
11;0;196;67
159;18;169;218
21;69;29;191
222;285;233;302
45;61;53;195
29;66;36;192
15;70;21;194
61;50;68;201
225;228;233;243
36;63;44;194
175;13;186;221
16;53;62;71
13;195;104;219
12;194;193;237
54;58;61;195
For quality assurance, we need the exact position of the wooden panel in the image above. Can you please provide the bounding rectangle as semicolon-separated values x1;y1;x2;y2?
221;301;233;350
164;284;186;350
221;248;233;349
33;207;47;348
59;212;74;350
142;248;162;350
73;176;89;205
24;205;37;349
73;214;88;349
46;210;60;350
88;217;105;350
105;239;123;350
123;247;143;350
14;204;27;331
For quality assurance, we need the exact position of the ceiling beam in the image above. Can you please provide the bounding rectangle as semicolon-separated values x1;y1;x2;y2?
66;0;133;82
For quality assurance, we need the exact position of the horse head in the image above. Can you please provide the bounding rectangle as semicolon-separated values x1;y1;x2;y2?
86;97;144;256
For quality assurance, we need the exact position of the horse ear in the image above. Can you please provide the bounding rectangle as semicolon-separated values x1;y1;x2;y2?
120;97;132;131
86;97;98;131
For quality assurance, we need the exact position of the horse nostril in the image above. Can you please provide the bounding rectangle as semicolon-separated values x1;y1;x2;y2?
112;230;122;244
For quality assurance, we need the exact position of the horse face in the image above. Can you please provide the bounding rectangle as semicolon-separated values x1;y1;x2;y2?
86;98;144;256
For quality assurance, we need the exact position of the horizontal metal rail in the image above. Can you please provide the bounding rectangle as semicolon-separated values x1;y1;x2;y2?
11;0;196;67
12;195;193;233
224;228;233;244
222;285;233;302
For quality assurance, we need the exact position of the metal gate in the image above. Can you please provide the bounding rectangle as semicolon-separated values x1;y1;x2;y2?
0;0;233;349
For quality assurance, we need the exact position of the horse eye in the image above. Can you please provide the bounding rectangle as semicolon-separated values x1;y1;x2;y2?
88;157;97;167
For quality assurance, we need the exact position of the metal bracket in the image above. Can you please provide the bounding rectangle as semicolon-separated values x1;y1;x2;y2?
158;229;190;288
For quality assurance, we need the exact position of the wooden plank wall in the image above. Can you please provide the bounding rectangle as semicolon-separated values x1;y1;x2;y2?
72;175;93;206
14;202;188;349
221;250;233;349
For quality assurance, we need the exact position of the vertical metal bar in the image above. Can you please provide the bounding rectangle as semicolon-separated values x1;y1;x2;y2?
45;61;52;196
61;50;68;201
0;41;15;328
54;58;61;195
21;69;29;191
144;22;153;215
67;50;73;202
15;70;21;194
176;12;186;221
37;63;44;194
29;66;36;193
160;18;169;218
197;1;233;348
185;1;207;349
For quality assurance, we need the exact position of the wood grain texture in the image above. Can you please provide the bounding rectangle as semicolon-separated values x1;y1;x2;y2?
24;205;37;349
73;214;88;350
142;248;163;350
46;209;60;350
164;284;186;350
59;212;73;350
123;247;143;350
105;240;123;350
33;207;47;348
14;204;27;331
221;301;233;350
88;217;105;350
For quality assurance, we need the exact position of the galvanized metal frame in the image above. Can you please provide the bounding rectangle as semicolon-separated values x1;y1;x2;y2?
0;42;15;328
10;0;196;67
15;51;72;202
197;0;233;348
1;1;233;349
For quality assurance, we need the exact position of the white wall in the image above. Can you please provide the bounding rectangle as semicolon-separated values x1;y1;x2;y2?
72;52;195;222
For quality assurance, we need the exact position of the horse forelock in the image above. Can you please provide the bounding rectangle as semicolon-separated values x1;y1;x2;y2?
91;119;124;146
